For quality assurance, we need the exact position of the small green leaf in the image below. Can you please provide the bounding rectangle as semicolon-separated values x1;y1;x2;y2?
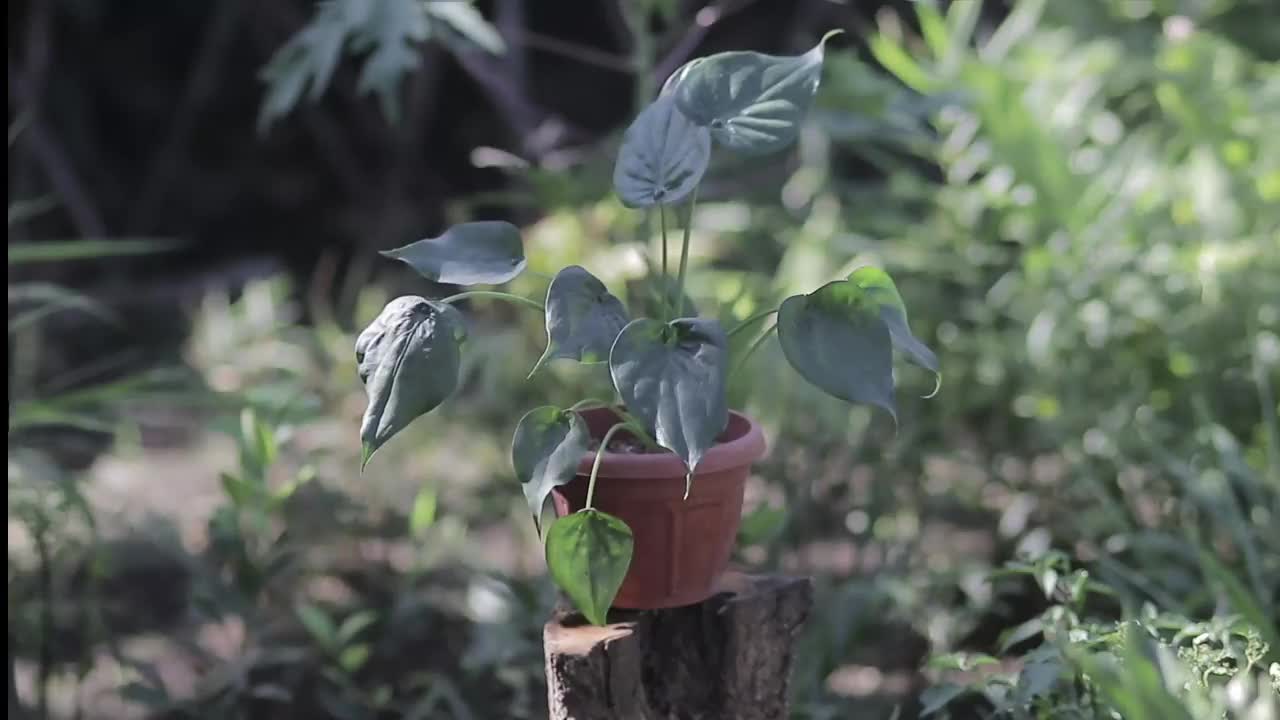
512;407;591;532
609;317;729;474
613;95;711;208
545;509;634;626
336;610;379;646
673;31;840;155
356;297;465;467
338;644;371;673
380;221;526;286
409;485;438;536
296;603;337;647
530;266;630;376
219;472;256;507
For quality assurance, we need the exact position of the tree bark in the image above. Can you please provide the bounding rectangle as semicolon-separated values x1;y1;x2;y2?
543;572;813;720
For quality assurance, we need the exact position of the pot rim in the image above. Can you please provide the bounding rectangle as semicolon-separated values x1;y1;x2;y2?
574;408;767;479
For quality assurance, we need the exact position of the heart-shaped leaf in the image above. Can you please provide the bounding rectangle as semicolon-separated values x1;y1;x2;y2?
528;266;629;377
777;280;895;419
847;266;940;383
545;509;634;626
356;296;466;467
674;32;840;155
613;95;711;208
511;406;590;533
776;267;938;421
609;317;728;474
380;221;526;286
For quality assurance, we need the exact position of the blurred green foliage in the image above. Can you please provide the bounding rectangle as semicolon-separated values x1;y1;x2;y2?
9;0;1280;718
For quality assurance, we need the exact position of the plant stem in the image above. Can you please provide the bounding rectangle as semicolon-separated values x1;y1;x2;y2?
726;308;779;339
569;398;610;412
674;186;699;318
730;324;778;381
616;411;660;450
659;203;670;321
622;1;656;113
440;290;544;312
585;423;629;510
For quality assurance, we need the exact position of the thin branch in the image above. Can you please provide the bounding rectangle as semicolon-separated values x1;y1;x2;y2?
7;68;108;238
511;29;633;73
652;0;759;84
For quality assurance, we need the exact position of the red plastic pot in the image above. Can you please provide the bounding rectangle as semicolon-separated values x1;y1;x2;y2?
550;407;768;610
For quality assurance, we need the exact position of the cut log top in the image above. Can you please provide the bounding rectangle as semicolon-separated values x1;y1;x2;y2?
543;572;813;720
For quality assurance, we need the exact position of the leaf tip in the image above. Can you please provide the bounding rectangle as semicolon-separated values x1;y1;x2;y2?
360;443;375;472
683;472;692;501
922;372;942;399
820;29;846;48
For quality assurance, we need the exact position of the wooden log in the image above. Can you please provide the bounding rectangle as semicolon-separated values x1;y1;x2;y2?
543;572;813;720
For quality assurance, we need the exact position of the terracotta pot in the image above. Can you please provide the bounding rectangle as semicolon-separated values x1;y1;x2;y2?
550;407;768;610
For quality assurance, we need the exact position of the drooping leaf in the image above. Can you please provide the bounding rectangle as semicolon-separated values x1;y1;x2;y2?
609;317;728;474
529;266;629;377
511;406;591;532
613;95;711;208
296;603;337;646
380;221;526;286
777;267;939;420
356;296;466;466
847;266;940;382
544;509;634;626
673;31;840;155
777;280;896;419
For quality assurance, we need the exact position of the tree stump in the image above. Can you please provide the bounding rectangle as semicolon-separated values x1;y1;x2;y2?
543;572;813;720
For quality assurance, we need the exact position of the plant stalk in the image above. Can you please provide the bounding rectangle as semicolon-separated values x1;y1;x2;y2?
659;203;670;321
569;398;610;412
730;324;778;381
674;186;699;318
726;308;779;339
585;423;629;509
440;290;544;312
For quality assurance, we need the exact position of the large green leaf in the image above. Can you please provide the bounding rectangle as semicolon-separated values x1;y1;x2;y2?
613;95;711;208
511;406;591;533
778;282;895;418
545;509;634;626
673;32;839;155
380;221;526;286
777;267;938;419
609;318;728;474
529;266;629;377
356;296;466;467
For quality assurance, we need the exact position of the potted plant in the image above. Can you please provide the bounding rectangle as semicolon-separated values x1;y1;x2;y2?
354;33;939;625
